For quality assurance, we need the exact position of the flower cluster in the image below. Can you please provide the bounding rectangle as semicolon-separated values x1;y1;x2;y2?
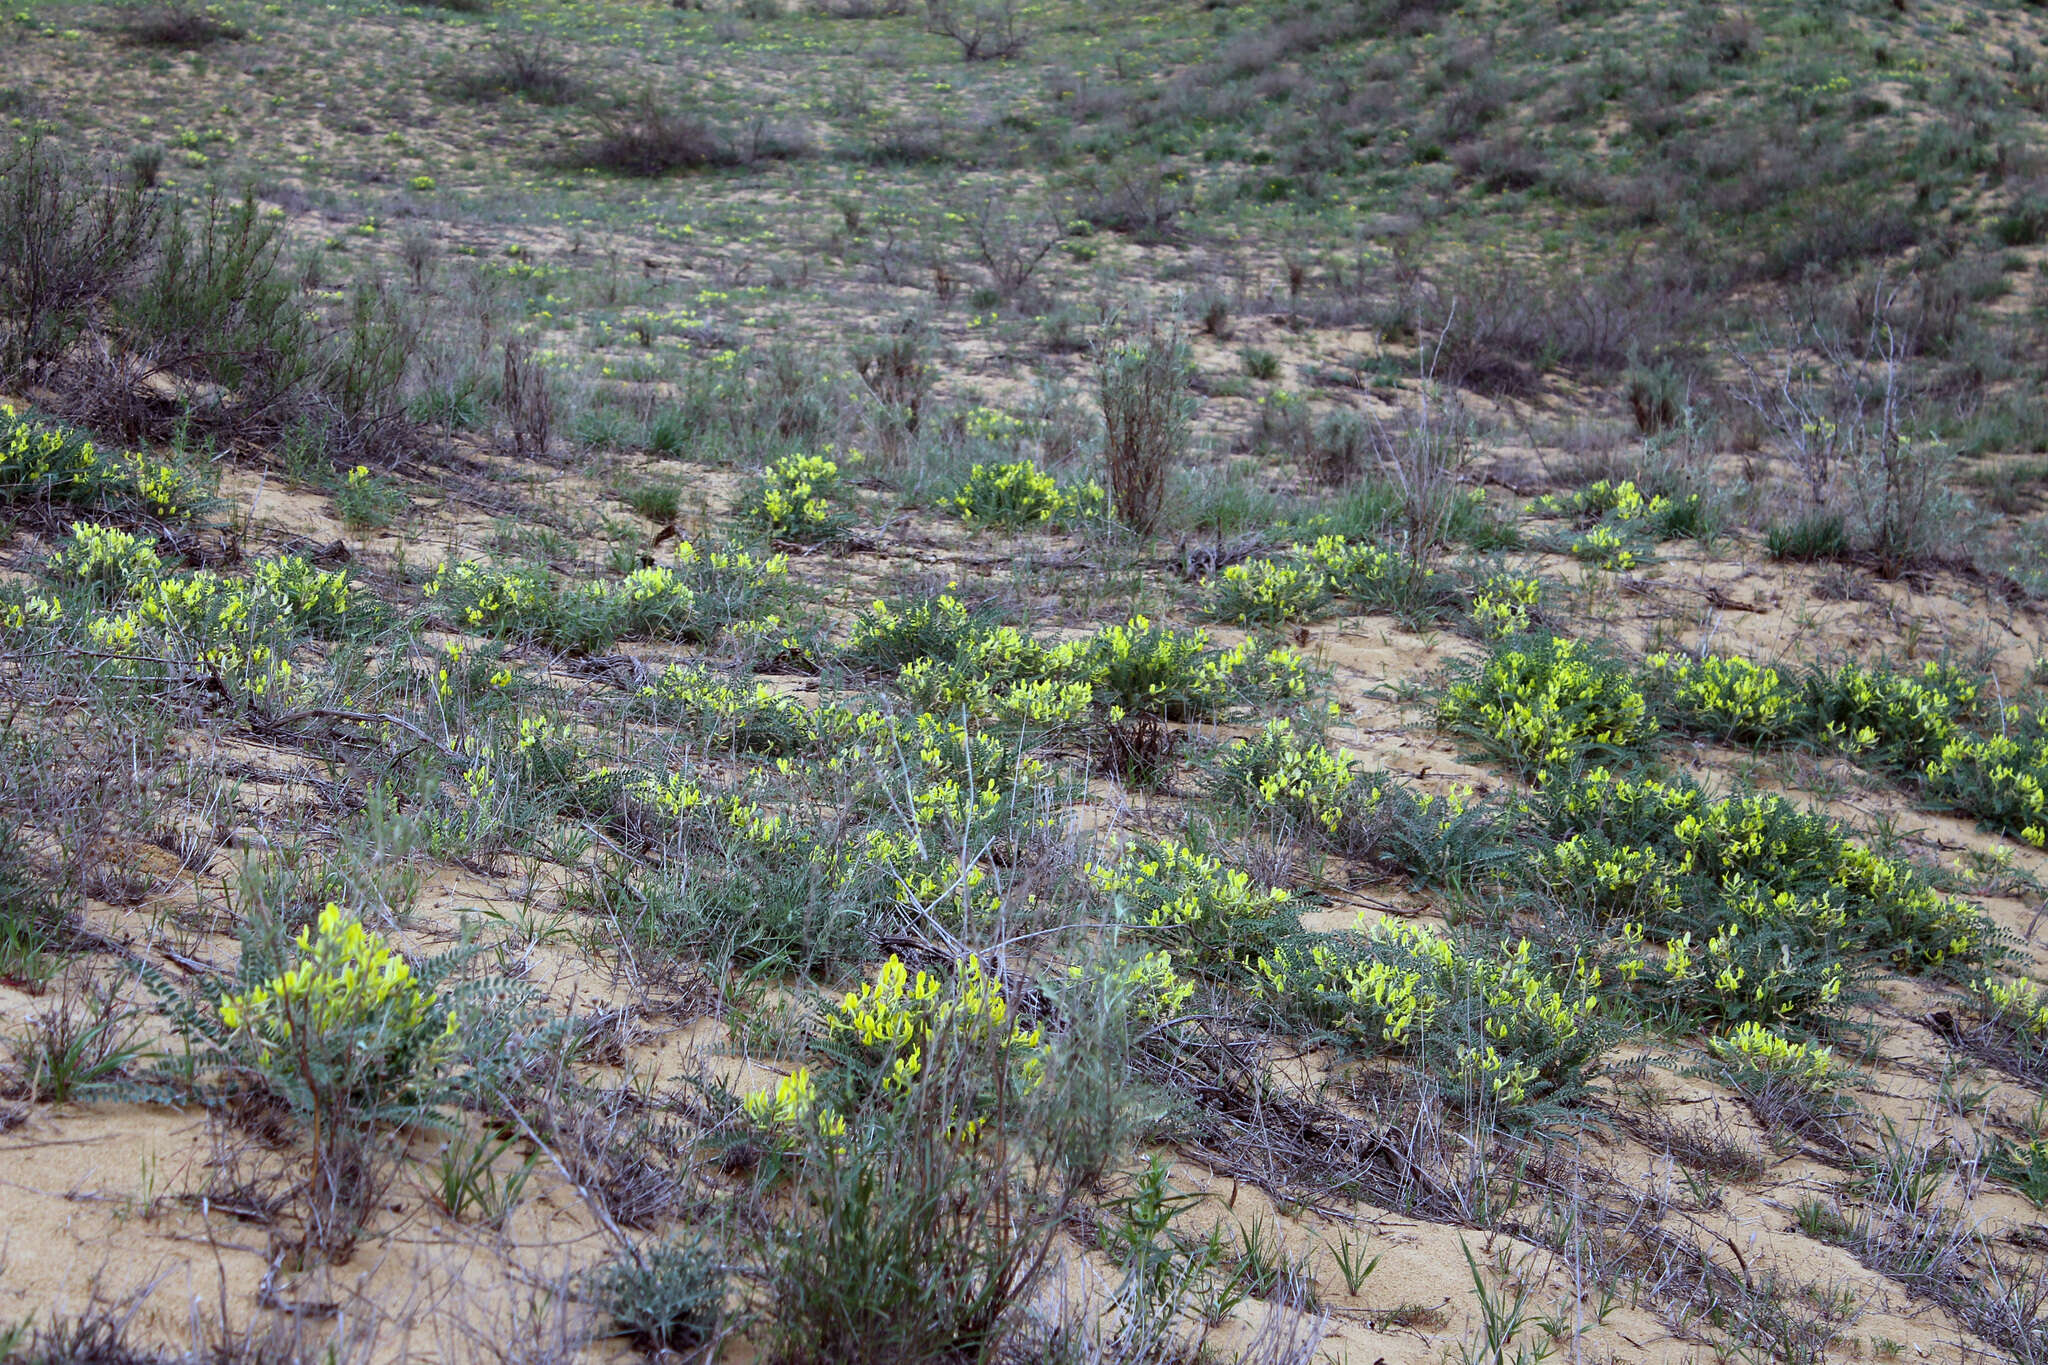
1708;1020;1834;1089
47;522;162;594
1219;718;1367;834
1973;975;2048;1039
1468;570;1540;638
1205;556;1331;624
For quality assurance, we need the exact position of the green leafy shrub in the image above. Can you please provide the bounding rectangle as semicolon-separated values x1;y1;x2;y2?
0;405;202;518
155;903;505;1256
1568;523;1640;571
1250;918;1605;1111
250;555;360;638
427;546;784;651
1203;556;1332;625
425;560;611;650
1214;720;1512;883
941;460;1103;528
1532;478;1696;537
750;949;1102;1365
1439;634;1654;781
741;451;854;541
1923;719;2048;848
1643;651;1800;744
79;563;336;702
1089;837;1293;969
1533;769;1989;1028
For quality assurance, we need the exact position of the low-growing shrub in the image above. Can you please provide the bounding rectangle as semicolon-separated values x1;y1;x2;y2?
72;553;361;703
1708;1020;1837;1092
844;592;994;672
0;405;202;518
1099;332;1192;536
1802;659;1979;769
586;1237;728;1352
152;903;509;1257
455;34;580;105
333;465;407;530
848;599;1306;721
1203;556;1332;625
425;560;612;651
1438;634;1654;781
577;92;731;176
1089;837;1293;970
1533;769;1989;1028
1643;651;1800;745
426;545;785;651
121;4;243;46
1215;720;1513;884
46;521;162;597
741;451;853;542
1216;717;1360;839
632;665;821;754
1250;918;1606;1112
940;460;1103;529
1065;616;1307;719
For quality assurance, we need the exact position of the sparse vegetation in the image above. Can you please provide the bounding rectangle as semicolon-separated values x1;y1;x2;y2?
2;0;2047;1359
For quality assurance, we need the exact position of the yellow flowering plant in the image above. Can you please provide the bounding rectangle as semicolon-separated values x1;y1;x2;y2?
1643;651;1798;744
215;904;459;1110
942;460;1104;528
1534;768;1988;1027
1250;918;1605;1111
742;955;1048;1151
1090;837;1292;967
1707;1020;1836;1092
0;405;204;518
46;521;163;596
741;451;855;541
1439;633;1654;782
